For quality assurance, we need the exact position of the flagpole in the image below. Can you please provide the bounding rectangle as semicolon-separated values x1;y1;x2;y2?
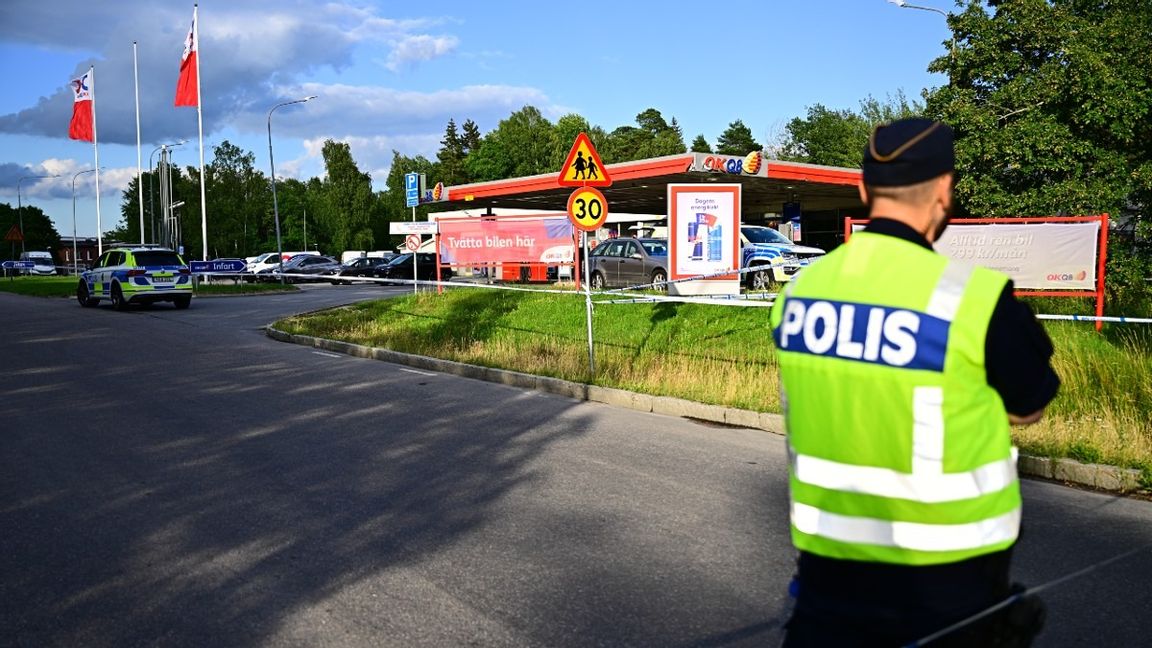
90;65;103;256
134;41;144;245
193;3;208;261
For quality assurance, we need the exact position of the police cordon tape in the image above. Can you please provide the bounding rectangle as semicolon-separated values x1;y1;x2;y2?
199;270;1152;323
904;540;1152;647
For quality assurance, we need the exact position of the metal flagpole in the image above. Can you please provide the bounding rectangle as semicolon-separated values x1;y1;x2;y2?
193;3;208;260
134;41;145;244
90;66;103;255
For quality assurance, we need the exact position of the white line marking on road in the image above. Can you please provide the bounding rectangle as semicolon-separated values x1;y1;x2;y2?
398;367;436;376
312;351;342;358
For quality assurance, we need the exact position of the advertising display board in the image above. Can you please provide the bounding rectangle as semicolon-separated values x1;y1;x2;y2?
845;214;1110;330
438;217;575;266
934;221;1099;290
667;184;741;296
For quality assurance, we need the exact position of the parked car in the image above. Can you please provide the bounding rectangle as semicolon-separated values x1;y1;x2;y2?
587;237;669;290
247;250;319;276
272;254;342;283
76;245;192;310
329;254;397;285
374;252;452;285
740;225;825;290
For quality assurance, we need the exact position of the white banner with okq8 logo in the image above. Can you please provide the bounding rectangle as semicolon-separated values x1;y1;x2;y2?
934;221;1100;290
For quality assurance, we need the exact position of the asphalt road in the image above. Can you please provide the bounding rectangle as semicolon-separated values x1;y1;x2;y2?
2;286;1150;647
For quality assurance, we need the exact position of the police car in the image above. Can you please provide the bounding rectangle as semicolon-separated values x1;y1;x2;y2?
741;225;825;290
77;245;193;310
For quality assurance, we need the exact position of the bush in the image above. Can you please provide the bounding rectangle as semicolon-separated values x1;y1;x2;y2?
1105;241;1152;318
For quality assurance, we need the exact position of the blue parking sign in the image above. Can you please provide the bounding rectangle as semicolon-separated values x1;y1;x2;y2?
405;172;422;208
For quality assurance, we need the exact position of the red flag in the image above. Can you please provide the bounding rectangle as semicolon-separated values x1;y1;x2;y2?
68;68;94;142
174;6;199;107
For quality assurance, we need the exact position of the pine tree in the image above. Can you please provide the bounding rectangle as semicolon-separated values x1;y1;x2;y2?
437;119;466;186
461;119;483;156
716;119;762;155
690;134;713;153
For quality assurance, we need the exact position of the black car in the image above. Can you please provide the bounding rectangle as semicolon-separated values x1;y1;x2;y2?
330;255;396;285
374;252;452;285
272;254;342;283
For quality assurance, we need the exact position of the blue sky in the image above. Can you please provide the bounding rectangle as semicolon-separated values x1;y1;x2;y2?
0;0;954;238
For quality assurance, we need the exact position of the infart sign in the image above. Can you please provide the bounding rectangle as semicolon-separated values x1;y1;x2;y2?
438;217;575;266
667;184;741;296
935;221;1100;290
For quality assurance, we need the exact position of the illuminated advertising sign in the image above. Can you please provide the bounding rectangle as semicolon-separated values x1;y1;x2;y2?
438;217;575;265
667;184;741;296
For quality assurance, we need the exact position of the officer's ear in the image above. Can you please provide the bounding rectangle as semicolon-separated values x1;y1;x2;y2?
857;181;870;206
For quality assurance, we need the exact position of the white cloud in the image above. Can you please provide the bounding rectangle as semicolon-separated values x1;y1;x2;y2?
384;35;460;71
303;133;444;181
0;1;465;145
260;83;560;139
29;158;137;199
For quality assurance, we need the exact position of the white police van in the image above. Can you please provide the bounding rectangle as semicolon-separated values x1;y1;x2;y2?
19;251;56;276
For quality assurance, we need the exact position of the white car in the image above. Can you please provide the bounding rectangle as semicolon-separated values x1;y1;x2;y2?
247;251;318;275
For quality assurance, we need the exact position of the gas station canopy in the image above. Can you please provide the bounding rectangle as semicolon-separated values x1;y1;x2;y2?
434;152;865;216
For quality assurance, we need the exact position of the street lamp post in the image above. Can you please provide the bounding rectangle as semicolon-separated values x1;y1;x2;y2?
149;141;186;245
71;168;100;274
267;95;317;283
887;0;956;65
17;174;60;255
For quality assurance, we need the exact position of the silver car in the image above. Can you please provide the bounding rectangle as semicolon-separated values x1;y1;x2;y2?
588;237;669;290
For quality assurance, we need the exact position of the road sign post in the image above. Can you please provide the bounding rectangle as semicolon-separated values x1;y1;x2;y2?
189;259;247;274
405;234;421;293
557;132;612;377
404;172;424;209
566;187;609;232
558;133;612;188
1;260;33;281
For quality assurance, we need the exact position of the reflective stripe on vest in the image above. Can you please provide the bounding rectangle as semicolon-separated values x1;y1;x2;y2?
791;502;1021;552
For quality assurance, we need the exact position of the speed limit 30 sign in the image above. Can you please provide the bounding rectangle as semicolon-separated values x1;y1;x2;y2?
566;187;609;232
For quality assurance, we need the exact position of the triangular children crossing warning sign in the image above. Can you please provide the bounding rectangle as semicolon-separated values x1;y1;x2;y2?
557;132;612;187
3;224;23;242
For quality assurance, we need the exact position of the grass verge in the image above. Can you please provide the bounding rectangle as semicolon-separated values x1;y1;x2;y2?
0;275;77;297
277;288;1152;486
0;275;296;297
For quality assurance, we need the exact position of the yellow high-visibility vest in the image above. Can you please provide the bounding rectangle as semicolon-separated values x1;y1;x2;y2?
770;231;1019;566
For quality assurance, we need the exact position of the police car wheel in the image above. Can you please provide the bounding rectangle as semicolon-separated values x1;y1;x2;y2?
76;281;98;307
111;284;129;311
173;295;191;309
750;267;774;291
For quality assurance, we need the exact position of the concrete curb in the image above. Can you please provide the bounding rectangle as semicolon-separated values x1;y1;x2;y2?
267;326;1145;495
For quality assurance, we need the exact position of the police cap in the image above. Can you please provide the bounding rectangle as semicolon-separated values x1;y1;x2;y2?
862;118;955;187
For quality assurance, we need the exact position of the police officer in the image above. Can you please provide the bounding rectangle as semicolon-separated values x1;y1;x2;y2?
771;118;1059;647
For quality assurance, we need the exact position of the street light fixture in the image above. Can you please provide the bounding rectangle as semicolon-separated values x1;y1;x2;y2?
149;141;186;244
71;167;102;275
887;0;956;65
267;95;318;283
17;174;61;254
